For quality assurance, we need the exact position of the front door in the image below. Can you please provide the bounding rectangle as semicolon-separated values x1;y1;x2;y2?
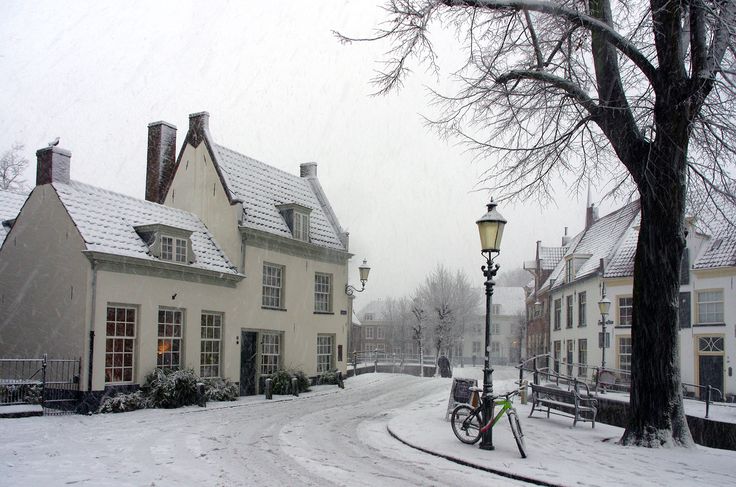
699;355;724;400
240;331;258;396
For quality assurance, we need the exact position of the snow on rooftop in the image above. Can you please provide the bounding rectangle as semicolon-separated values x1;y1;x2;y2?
212;144;346;251
53;180;238;275
0;189;29;243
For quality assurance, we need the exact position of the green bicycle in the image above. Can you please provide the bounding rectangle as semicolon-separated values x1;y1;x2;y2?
450;387;527;458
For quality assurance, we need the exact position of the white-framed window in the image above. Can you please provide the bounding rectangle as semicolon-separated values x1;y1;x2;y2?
618;336;632;372
566;296;573;328
317;335;334;373
365;326;374;339
376;326;385;339
578;292;587;327
293;212;310;242
553;340;561;373
262;263;284;309
161;236;187;263
554;299;561;330
491;342;500;355
105;305;136;383
375;343;385;352
578;339;587;377
698;336;724;352
472;341;481;354
565;258;574;283
261;333;281;375
393;346;402;355
157;308;183;370
200;312;222;378
314;273;332;312
566;339;574;376
492;304;501;315
697;290;724;324
364;313;375;321
618;297;633;326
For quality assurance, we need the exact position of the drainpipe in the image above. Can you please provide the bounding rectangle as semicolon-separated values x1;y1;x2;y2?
87;261;98;393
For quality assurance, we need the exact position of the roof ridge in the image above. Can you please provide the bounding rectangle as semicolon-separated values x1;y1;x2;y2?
213;143;302;181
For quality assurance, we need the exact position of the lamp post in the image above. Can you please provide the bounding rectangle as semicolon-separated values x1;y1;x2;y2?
476;199;507;451
598;295;611;370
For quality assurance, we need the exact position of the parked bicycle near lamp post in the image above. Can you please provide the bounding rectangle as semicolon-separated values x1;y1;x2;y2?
450;387;527;458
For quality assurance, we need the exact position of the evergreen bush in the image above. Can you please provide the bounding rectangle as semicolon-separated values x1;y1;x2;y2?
203;377;239;401
317;370;339;385
97;391;148;413
270;368;310;394
141;368;200;409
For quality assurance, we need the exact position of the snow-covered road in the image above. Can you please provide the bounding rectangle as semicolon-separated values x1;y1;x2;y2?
0;369;525;486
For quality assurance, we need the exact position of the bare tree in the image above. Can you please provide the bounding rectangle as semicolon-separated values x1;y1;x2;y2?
339;0;736;447
411;298;428;376
414;265;480;365
496;267;531;287
0;143;29;191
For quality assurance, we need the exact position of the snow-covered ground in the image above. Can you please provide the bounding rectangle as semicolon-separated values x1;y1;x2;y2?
0;367;734;486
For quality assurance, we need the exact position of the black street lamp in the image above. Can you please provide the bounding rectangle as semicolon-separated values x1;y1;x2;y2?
345;259;371;296
476;199;507;451
598;295;612;370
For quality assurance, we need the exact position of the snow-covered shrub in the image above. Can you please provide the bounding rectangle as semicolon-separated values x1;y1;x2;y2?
142;368;200;409
97;391;148;413
317;370;339;385
270;369;310;394
203;377;238;401
0;383;42;404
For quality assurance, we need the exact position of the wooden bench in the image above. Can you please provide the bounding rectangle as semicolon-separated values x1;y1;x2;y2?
529;382;598;427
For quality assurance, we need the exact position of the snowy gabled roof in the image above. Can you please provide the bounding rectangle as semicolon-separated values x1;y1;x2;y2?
693;198;736;269
211;144;346;251
543;201;640;290
0;189;28;243
604;213;641;278
53;180;238;275
539;246;567;270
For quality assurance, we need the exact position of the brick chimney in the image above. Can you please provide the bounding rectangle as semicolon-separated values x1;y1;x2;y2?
585;203;599;230
188;111;210;147
36;146;71;186
300;162;317;178
146;121;177;203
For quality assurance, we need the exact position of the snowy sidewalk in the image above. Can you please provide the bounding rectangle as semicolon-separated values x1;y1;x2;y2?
387;375;736;487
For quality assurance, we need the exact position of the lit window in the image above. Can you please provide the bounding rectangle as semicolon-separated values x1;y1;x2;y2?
262;263;284;309
314;273;332;312
618;336;632;372
105;305;136;383
697;290;724;324
618;297;633;326
317;335;334;373
578;292;587;327
261;333;281;375
200;312;222;378
157;308;183;370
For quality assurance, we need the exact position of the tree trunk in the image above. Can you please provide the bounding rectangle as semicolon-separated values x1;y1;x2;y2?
621;137;693;447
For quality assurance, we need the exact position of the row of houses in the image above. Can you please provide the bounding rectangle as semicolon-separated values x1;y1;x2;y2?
353;288;525;366
524;200;735;400
0;112;361;406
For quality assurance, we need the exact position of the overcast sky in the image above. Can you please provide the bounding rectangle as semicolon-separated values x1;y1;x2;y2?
1;1;619;306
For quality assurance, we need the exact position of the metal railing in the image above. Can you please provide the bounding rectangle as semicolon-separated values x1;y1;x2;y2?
0;355;81;415
517;353;631;395
682;382;724;419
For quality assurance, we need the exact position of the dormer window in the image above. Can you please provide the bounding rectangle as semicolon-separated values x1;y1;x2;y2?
277;203;312;242
161;235;188;263
135;223;195;265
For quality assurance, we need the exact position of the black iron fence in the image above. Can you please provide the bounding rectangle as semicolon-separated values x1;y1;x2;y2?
0;355;81;415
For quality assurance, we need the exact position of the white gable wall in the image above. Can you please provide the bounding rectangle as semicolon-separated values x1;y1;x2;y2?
0;185;90;366
164;142;243;270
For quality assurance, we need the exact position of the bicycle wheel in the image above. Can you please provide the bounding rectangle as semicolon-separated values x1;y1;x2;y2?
451;405;482;445
508;410;527;458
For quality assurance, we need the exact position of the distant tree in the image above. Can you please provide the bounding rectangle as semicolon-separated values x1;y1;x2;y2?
410;298;428;376
0;143;28;191
340;0;736;448
414;264;480;364
496;267;531;287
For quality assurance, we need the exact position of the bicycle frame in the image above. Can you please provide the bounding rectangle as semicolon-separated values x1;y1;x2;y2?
479;398;513;434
